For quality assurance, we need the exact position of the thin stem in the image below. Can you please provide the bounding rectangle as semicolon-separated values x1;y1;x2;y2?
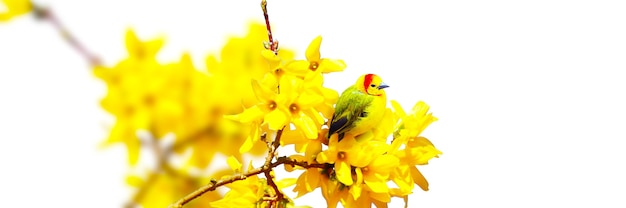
168;157;326;208
261;0;278;54
262;128;285;207
33;5;101;67
169;129;327;208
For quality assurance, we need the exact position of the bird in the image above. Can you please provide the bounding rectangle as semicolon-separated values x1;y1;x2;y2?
328;73;389;141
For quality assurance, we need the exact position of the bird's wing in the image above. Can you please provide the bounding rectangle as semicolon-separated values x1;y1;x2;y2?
328;88;372;137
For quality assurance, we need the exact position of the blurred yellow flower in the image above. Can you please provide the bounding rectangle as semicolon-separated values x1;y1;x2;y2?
0;0;32;22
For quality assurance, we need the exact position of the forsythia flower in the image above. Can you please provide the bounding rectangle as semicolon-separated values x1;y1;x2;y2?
284;36;347;76
0;0;32;22
389;101;442;194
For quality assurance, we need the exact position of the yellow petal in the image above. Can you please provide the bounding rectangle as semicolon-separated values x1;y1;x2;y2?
390;100;407;117
264;109;288;130
296;93;324;109
318;58;346;73
251;79;276;102
335;161;353;186
315;149;335;164
391;166;414;194
238;136;254;153
125;174;144;187
277;178;297;189
304;108;325;127
306;169;321;191
411;166;429;191
349;182;362;200
355;167;364;185
371;154;400;172
227;156;242;172
305;36;322;61
369;191;391;203
293;112;318;139
284;60;311;77
226;105;264;123
365;179;389;193
409;137;442;165
304;139;322;163
261;49;281;69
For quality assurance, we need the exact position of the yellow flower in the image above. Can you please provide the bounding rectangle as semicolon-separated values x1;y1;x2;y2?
301;72;338;120
281;128;325;163
319;175;350;208
95;29;167;165
292;168;323;198
0;0;32;22
390;100;438;150
342;186;390;208
355;154;399;195
284;36;346;76
315;135;360;186
387;101;441;194
211;163;271;208
392;136;441;192
229;75;324;138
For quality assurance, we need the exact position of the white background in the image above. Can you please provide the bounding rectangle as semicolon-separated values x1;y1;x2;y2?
1;0;626;207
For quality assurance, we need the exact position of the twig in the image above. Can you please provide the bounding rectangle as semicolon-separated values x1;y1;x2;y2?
261;0;278;54
262;128;285;207
168;134;328;208
32;5;101;67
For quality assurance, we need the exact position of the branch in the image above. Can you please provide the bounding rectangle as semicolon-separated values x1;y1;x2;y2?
169;129;328;208
33;5;101;67
261;0;278;54
262;128;285;207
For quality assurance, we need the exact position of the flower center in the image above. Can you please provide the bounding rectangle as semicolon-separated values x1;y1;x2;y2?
274;68;284;76
337;151;346;160
143;95;155;107
309;61;319;70
289;103;299;114
268;100;277;110
362;167;370;174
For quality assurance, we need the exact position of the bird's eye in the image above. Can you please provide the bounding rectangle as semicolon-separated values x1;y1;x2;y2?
370;84;376;87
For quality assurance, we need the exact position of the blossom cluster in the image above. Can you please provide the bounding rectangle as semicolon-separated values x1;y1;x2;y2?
1;1;441;207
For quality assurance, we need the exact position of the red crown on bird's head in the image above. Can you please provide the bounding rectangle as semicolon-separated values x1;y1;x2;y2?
356;73;389;96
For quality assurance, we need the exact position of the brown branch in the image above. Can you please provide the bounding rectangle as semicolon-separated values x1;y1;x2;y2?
262;128;285;207
169;129;328;208
33;5;101;67
168;157;327;208
169;166;262;208
264;171;281;207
